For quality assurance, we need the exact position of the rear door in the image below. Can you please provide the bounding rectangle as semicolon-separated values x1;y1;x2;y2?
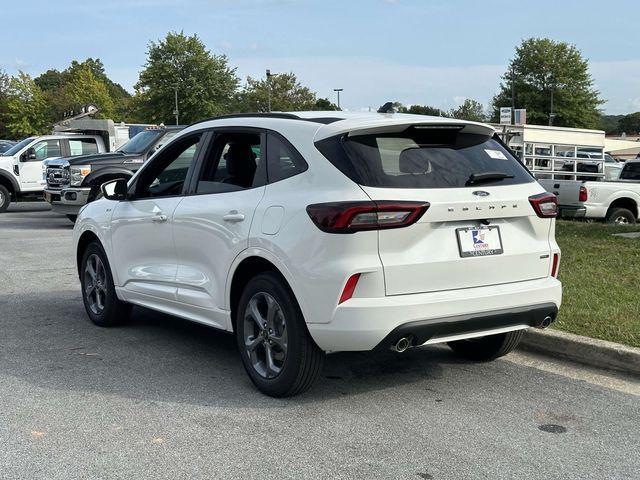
318;125;554;295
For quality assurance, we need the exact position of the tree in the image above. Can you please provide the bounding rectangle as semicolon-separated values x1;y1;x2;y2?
618;112;640;135
134;31;238;124
402;104;444;116
0;69;11;138
449;99;487;122
314;97;339;111
5;72;51;138
237;73;317;112
491;38;604;129
35;59;131;121
55;64;115;119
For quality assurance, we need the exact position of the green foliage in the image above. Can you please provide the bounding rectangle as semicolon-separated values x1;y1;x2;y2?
401;104;445;116
618;112;640;135
0;69;12;138
35;59;130;121
599;114;623;134
237;73;317;113
314;97;339;111
5;72;51;138
134;31;238;124
491;38;604;129
448;99;487;122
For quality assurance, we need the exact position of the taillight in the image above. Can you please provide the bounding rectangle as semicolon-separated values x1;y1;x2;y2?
579;186;588;202
339;273;361;304
306;201;429;233
551;253;560;278
528;192;558;218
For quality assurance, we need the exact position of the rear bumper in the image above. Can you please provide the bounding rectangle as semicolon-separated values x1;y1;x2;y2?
44;187;91;215
558;205;586;218
307;277;562;352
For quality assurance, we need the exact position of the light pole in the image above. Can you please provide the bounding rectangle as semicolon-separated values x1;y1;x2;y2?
549;87;556;126
333;88;343;110
173;87;179;125
266;69;273;112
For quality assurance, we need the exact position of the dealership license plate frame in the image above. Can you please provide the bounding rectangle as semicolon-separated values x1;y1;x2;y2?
456;225;504;258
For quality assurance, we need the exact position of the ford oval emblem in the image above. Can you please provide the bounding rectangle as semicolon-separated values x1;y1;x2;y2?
472;190;490;197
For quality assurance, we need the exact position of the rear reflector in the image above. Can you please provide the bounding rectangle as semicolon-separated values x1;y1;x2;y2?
306;201;429;233
579;186;588;202
339;273;361;304
551;253;560;278
529;192;558;218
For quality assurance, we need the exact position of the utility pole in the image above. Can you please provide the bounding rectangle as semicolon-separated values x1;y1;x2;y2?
173;87;179;125
511;65;516;124
266;69;273;112
333;88;343;110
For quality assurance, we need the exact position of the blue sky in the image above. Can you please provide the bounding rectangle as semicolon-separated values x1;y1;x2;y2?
1;0;638;114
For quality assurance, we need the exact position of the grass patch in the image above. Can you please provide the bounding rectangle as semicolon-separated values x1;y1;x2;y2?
554;220;640;347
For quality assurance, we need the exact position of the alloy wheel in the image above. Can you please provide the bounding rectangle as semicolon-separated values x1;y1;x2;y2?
614;216;630;225
84;254;108;315
243;292;288;379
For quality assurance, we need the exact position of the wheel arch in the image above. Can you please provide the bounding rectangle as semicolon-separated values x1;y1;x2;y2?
227;249;305;332
76;230;102;276
607;196;638;219
0;170;18;199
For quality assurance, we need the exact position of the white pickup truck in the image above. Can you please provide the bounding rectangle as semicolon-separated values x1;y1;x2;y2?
0;134;108;212
539;159;640;224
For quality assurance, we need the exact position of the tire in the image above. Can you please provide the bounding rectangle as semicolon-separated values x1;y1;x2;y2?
0;185;10;213
80;241;131;327
236;272;325;397
66;214;78;223
606;208;636;225
448;330;524;361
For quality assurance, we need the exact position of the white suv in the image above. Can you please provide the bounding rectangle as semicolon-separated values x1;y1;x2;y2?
73;112;562;397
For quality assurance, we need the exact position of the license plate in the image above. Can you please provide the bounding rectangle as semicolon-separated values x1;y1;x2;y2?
456;226;503;258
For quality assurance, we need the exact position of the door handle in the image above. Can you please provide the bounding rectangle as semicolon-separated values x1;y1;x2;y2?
223;212;245;222
152;213;168;223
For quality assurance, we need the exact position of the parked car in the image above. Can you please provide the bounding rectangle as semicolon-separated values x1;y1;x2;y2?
0;134;108;213
0;140;16;154
73;112;562;397
43;126;182;221
541;159;640;224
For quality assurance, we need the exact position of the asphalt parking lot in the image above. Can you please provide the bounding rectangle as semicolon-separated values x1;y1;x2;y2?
1;203;639;480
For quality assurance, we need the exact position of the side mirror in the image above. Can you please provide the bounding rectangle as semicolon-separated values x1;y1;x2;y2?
21;148;36;162
101;178;128;201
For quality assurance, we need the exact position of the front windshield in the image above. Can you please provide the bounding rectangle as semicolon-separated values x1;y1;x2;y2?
117;130;163;154
2;137;35;156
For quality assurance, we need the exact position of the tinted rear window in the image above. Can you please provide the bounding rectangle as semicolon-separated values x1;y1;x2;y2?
316;127;533;188
620;162;640;180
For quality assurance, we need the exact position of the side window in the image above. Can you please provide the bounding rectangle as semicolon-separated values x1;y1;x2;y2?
267;133;308;183
135;135;201;199
196;132;265;194
68;138;98;156
33;140;62;161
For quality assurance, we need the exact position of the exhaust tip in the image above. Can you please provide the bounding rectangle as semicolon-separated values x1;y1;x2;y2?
538;316;553;329
391;336;412;353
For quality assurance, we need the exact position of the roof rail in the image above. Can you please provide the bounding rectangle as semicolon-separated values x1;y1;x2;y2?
188;112;302;127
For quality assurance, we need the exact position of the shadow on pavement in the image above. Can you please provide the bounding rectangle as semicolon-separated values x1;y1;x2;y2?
0;290;464;407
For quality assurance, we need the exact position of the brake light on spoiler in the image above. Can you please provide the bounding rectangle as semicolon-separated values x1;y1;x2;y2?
306;201;430;233
528;192;558;218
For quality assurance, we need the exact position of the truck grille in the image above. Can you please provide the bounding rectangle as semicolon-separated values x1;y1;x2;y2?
46;166;70;189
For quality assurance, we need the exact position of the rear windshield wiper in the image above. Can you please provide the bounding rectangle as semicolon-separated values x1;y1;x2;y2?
466;172;514;186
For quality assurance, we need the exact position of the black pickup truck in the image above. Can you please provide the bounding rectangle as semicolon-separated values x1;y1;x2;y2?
43;126;183;221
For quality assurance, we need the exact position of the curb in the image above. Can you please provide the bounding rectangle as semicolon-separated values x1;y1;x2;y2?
518;328;640;377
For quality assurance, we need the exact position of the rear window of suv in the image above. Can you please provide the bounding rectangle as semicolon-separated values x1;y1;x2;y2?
315;127;534;188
